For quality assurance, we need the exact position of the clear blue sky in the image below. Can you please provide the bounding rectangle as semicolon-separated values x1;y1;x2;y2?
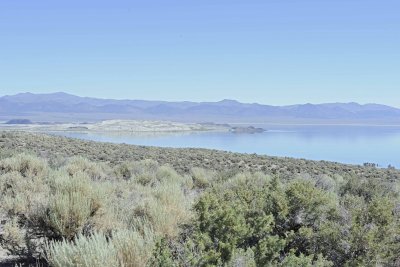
0;0;399;106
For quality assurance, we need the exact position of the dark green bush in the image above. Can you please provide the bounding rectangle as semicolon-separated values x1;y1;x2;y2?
159;173;399;266
0;132;399;266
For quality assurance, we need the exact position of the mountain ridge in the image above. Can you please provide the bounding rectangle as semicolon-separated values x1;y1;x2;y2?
1;92;400;124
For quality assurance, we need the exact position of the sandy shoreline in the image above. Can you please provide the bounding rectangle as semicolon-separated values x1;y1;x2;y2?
0;120;230;133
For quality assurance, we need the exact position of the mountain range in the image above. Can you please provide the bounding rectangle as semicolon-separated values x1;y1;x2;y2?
1;92;400;124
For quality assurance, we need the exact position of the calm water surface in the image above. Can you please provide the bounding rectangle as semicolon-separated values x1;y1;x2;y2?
51;125;400;168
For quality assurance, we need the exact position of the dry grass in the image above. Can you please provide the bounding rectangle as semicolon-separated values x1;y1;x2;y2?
0;132;399;266
0;151;193;266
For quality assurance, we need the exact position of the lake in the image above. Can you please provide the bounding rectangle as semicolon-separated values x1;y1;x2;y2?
51;125;400;168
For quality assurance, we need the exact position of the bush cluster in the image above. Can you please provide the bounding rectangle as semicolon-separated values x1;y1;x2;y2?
0;153;193;266
158;173;400;266
0;132;399;266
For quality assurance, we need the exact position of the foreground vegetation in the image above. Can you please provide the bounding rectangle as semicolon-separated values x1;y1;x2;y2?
0;132;399;266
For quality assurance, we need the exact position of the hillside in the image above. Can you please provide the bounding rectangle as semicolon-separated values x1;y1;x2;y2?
1;131;399;177
0;131;399;266
1;92;400;124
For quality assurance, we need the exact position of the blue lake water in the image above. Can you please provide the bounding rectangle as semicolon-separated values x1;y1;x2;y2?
51;125;400;168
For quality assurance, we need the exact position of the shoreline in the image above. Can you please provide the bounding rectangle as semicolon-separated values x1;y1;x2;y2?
1;131;398;173
0;119;231;133
227;122;400;127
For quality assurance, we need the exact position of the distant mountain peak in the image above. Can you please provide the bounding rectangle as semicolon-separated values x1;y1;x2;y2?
218;99;241;104
12;92;34;96
1;92;399;124
212;99;244;108
51;91;74;96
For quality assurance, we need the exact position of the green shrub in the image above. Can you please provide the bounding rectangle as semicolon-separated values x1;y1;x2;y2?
278;252;333;267
1;133;399;266
63;156;110;181
129;159;160;185
42;171;106;240
116;181;192;238
114;162;132;180
161;173;399;266
0;171;48;217
148;182;191;237
0;153;48;178
112;228;155;267
0;218;26;255
226;248;256;267
45;228;155;267
45;233;119;267
190;167;215;189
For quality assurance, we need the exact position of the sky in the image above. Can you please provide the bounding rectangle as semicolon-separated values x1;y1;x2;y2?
0;0;399;106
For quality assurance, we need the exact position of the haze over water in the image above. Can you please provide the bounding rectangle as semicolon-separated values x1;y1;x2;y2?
52;125;400;168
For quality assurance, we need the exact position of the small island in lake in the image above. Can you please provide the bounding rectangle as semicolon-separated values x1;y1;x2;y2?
5;119;33;124
230;126;266;134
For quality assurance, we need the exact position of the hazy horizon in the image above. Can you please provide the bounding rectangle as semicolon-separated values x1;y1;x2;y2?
1;0;399;106
2;91;400;108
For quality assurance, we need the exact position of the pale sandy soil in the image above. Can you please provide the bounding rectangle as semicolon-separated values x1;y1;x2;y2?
0;120;230;133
